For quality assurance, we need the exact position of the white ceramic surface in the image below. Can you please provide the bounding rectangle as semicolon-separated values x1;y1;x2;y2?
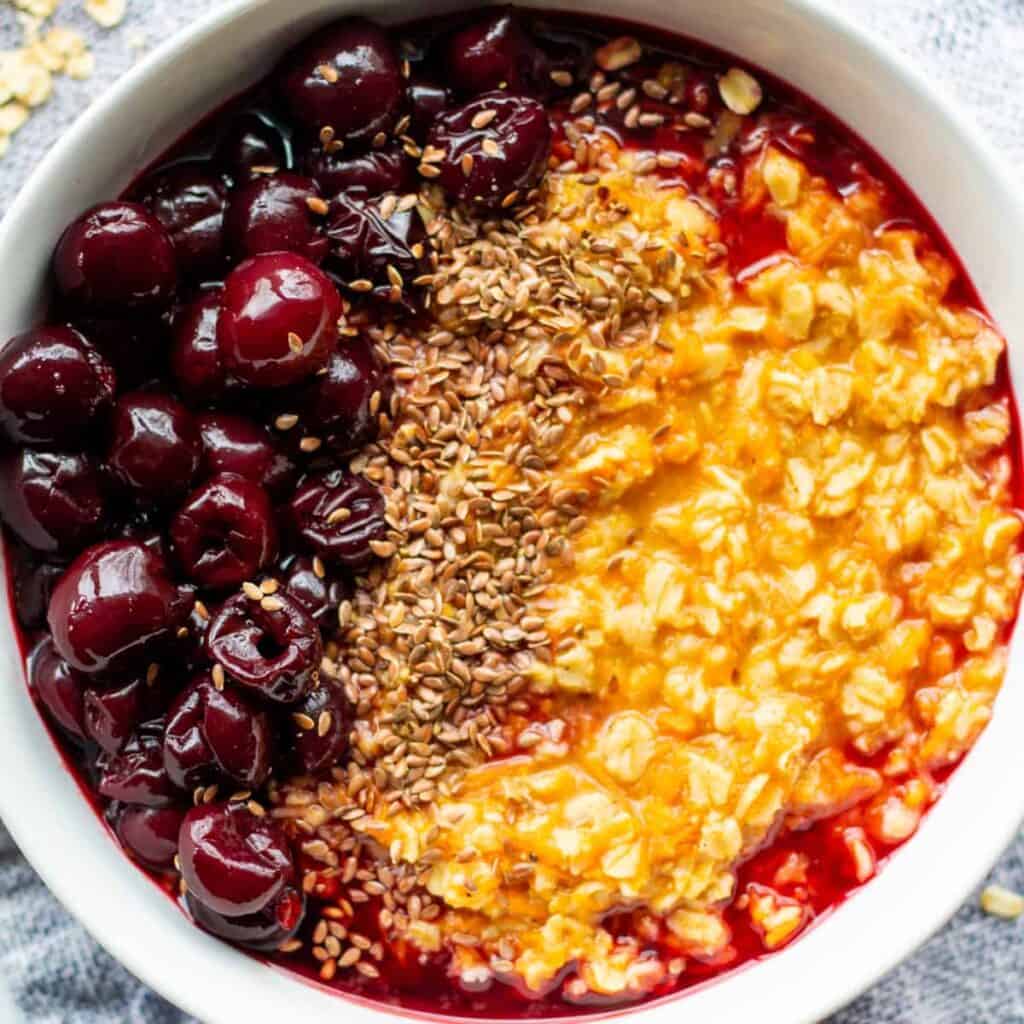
0;2;1021;1023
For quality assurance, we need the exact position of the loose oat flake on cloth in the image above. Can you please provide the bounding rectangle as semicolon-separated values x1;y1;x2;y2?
0;1;1023;1022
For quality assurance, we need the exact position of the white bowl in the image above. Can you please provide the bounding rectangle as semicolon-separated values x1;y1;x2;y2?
0;1;1021;1022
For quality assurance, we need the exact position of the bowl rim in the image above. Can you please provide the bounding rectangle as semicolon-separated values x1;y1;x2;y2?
0;1;1022;1022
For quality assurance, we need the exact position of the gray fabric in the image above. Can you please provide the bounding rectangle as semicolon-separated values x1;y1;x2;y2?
0;0;1022;1020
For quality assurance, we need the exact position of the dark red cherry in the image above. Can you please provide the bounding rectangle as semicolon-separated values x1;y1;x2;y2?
305;143;412;198
178;801;294;916
429;92;551;205
276;19;402;142
170;291;228;405
224;173;328;264
53;202;177;312
218;252;341;389
13;554;63;629
215;110;293;180
0;325;115;447
98;730;180;808
47;539;193;675
185;885;304;951
325;191;423;293
280;554;350;627
116;804;186;870
83;677;144;755
407;81;450;141
444;10;549;96
284;682;350;776
205;591;321;704
0;451;106;555
171;473;277;589
287;469;387;570
139;163;228;280
296;335;390;454
197;412;295;497
108;392;201;503
29;636;86;741
163;676;272;790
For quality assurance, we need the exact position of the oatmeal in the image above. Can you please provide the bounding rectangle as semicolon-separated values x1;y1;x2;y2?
8;6;1021;1016
376;142;1022;995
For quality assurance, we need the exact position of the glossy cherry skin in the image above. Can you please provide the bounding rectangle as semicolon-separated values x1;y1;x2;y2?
280;554;350;627
295;336;390;454
29;636;87;741
444;10;549;96
163;676;273;790
407;81;450;141
276;18;403;142
185;885;304;950
13;554;63;629
305;143;412;198
170;291;228;405
197;412;295;497
116;804;186;870
287;469;387;571
53;202;178;312
83;677;144;755
224;173;328;264
0;451;107;555
217;252;342;389
325;191;423;291
215;110;293;180
139;163;228;280
98;730;180;808
0;325;115;447
205;591;321;704
171;473;278;589
430;92;551;206
178;801;294;916
47;539;193;676
284;681;351;776
107;391;201;504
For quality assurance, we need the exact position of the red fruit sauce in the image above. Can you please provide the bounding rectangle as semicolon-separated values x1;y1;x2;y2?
6;8;1021;1020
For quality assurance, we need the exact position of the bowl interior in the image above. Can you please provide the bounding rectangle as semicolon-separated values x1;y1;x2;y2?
0;2;1021;1023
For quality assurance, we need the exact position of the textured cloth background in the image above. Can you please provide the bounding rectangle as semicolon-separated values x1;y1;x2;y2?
0;0;1022;1021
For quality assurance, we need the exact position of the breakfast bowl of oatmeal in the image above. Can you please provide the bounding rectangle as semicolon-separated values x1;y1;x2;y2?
0;0;1021;1022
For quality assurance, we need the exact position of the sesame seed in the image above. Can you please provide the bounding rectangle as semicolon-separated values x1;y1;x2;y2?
211;664;225;690
275;413;299;431
306;196;329;216
287;332;304;354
